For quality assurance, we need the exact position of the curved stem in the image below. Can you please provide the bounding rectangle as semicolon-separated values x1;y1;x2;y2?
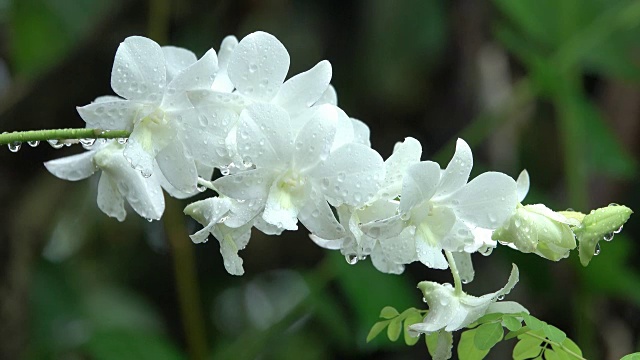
0;128;130;146
444;250;463;296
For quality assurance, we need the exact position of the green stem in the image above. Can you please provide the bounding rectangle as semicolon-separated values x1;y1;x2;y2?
522;332;587;360
444;250;463;296
0;128;130;146
164;197;208;360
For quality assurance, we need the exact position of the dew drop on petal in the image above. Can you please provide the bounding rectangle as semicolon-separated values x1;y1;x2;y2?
117;138;128;145
594;243;601;256
614;225;623;234
197;184;207;192
422;297;428;303
497;295;505;301
603;232;614;242
345;254;358;265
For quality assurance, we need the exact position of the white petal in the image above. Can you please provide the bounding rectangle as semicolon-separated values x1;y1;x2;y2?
486;301;528;315
310;143;384;206
314;84;337;106
331;108;355;151
45;151;98;181
262;176;302;231
211;36;238;92
399;161;441;213
254;215;284;235
162;46;197;82
156;140;198;193
213;168;274;200
77;100;140;131
416;239;448;269
184;196;232;225
452;251;475;284
351;118;371;147
377;137;422;199
433;138;473;201
371;243;405;274
309;234;344;250
516;170;530;202
440;219;474;252
123;118;175;177
273;60;332;114
361;214;406;239
379;226;417;265
298;187;345;240
97;173;126;221
228;31;290;102
293;104;338;172
448;172;518;229
181;105;239;167
236;103;294;168
495;264;520;298
225;198;265;228
111;36;166;104
212;223;252;276
166;48;219;93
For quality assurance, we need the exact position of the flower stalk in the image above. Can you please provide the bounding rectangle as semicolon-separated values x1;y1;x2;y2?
0;128;130;146
444;250;463;296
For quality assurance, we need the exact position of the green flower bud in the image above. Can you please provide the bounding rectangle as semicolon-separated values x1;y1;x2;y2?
492;204;578;261
575;204;633;266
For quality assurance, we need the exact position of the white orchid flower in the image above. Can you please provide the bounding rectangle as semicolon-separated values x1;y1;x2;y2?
186;31;334;165
184;197;252;276
211;102;384;236
77;36;222;192
310;137;422;273
409;264;527;334
44;141;164;221
362;139;518;269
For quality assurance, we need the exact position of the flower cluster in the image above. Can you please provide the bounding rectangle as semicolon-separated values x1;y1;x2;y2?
44;32;632;351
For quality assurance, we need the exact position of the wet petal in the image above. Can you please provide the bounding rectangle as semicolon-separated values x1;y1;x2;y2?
293;104;338;172
273;60;332;114
77;99;140;131
97;173;126;221
236;103;294;168
156;140;198;193
399;161;441;213
45;150;98;181
433;138;473;201
111;36;166;104
228;31;290;102
162;46;197;82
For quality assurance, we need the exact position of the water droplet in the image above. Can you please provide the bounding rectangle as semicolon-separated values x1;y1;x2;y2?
594;243;601;256
27;140;40;147
140;170;152;178
603;232;614;242
614;225;624;234
220;166;230;176
197;184;207;192
345;254;358;265
47;139;64;149
608;203;619;207
461;278;470;284
8;141;21;152
497;295;505;300
566;208;574;211
80;138;96;147
480;247;493;256
422;297;428;303
249;63;258;73
117;138;128;145
146;218;154;222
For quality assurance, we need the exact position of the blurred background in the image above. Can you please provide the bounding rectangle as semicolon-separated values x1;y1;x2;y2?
0;0;639;359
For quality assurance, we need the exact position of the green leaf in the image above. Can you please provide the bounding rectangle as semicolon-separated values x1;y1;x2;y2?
426;331;439;356
403;311;424;346
474;312;504;325
387;317;402;342
502;315;523;331
523;315;545;330
512;335;544;360
544;348;562;360
560;338;583;357
576;205;633;266
505;326;531;340
458;329;490;360
621;353;640;360
366;320;390;343
551;343;573;360
543;324;567;344
473;322;504;351
379;306;400;319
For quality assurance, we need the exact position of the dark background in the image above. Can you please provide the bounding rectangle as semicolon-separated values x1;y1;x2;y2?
1;0;639;359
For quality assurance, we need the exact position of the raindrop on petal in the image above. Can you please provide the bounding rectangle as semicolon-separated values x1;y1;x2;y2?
594;243;601;256
345;254;358;265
